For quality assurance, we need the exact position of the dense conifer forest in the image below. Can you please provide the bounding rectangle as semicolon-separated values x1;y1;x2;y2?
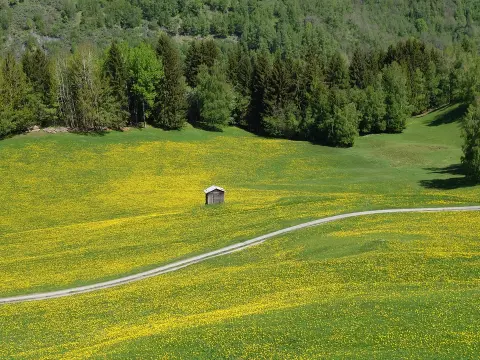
0;0;479;179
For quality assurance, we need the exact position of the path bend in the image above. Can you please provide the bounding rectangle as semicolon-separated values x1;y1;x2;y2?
1;206;479;305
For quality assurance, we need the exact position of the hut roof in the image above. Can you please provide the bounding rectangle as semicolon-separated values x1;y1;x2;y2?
204;185;225;194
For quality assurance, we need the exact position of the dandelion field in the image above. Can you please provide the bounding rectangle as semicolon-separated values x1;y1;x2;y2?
1;211;479;358
0;105;479;358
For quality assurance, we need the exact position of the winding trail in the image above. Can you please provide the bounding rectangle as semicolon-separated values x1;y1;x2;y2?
1;206;479;305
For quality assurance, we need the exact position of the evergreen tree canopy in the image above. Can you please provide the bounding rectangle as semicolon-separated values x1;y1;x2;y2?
185;39;219;87
462;98;480;181
154;33;186;129
0;52;36;137
22;46;57;125
326;52;349;90
103;40;129;115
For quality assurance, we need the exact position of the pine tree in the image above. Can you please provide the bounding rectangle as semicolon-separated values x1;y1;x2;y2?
248;49;271;133
307;77;330;142
326;52;349;89
232;46;253;95
261;53;299;138
264;53;296;117
349;48;368;89
199;39;219;68
411;68;428;114
462;98;480;181
103;40;129;120
227;45;252;127
425;60;441;109
0;52;36;137
185;40;201;87
185;39;219;88
22;46;57;126
154;33;186;129
354;82;387;134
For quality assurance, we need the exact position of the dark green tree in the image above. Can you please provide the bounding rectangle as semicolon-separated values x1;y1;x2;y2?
462;98;480;181
262;53;299;138
425;60;441;109
103;41;129;121
154;33;186;129
264;53;296;118
353;80;387;134
306;77;330;141
185;40;201;87
411;68;428;114
227;45;253;127
0;52;36;137
185;39;219;87
248;49;271;133
349;48;368;89
22;46;57;126
326;52;349;90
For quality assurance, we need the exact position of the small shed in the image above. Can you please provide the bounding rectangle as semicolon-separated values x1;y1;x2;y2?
204;185;225;205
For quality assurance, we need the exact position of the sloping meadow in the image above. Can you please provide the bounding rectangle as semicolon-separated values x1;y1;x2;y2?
0;211;479;358
0;107;479;297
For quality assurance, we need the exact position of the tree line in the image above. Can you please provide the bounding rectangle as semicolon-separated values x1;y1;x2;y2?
1;34;478;141
0;32;480;179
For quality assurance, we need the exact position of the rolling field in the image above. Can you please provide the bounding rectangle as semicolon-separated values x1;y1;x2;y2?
0;105;479;358
1;211;479;358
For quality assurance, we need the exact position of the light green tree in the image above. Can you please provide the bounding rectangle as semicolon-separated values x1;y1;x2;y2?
57;45;126;130
193;65;234;130
127;42;163;127
383;62;411;133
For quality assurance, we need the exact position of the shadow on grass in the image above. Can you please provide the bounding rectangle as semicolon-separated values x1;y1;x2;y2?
420;164;478;189
427;104;467;127
190;122;224;132
70;129;108;136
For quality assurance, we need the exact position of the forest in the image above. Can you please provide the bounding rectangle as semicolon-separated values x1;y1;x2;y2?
0;0;480;179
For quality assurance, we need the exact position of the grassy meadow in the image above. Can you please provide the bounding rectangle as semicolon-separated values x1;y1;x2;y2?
0;105;479;358
1;211;479;358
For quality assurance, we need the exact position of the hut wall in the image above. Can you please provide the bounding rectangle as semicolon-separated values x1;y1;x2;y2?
206;190;225;204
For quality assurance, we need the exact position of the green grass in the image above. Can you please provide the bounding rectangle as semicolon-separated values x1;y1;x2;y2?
0;105;479;358
0;211;478;359
0;105;478;297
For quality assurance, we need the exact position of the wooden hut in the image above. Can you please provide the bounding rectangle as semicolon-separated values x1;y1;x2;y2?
204;186;225;205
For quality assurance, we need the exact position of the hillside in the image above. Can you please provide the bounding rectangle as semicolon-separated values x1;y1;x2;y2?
0;105;477;297
1;0;479;54
0;106;479;358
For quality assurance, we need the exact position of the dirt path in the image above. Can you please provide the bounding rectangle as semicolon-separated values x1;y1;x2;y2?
1;206;479;305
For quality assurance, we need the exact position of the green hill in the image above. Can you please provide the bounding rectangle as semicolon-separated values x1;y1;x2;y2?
0;105;476;297
0;106;479;358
